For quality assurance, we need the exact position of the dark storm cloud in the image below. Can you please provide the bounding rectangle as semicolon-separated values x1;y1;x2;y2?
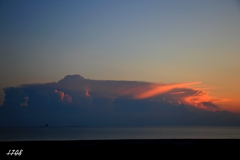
0;74;239;127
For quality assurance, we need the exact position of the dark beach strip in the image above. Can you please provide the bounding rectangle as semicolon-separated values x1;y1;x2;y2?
0;139;239;157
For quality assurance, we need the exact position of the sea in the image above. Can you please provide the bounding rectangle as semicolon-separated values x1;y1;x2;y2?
1;126;240;141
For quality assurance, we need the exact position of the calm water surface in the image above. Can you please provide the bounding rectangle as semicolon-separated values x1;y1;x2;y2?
1;126;240;141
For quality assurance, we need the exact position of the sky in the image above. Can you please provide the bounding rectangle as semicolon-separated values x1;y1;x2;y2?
1;0;240;115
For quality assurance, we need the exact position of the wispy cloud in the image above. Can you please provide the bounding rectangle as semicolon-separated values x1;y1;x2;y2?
118;81;229;111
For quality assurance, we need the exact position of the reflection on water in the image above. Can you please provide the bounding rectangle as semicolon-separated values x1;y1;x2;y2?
1;126;240;141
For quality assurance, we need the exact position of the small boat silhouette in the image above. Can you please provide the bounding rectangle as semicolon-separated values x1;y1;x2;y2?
45;123;49;127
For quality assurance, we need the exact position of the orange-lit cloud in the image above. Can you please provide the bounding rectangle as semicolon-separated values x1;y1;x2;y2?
183;90;230;111
54;89;72;102
118;82;200;98
85;88;91;97
170;92;185;94
118;82;230;111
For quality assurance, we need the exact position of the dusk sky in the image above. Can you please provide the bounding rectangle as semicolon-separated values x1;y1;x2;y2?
1;0;240;115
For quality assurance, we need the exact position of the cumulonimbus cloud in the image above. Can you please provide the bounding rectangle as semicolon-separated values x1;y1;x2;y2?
0;74;239;127
2;75;230;111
